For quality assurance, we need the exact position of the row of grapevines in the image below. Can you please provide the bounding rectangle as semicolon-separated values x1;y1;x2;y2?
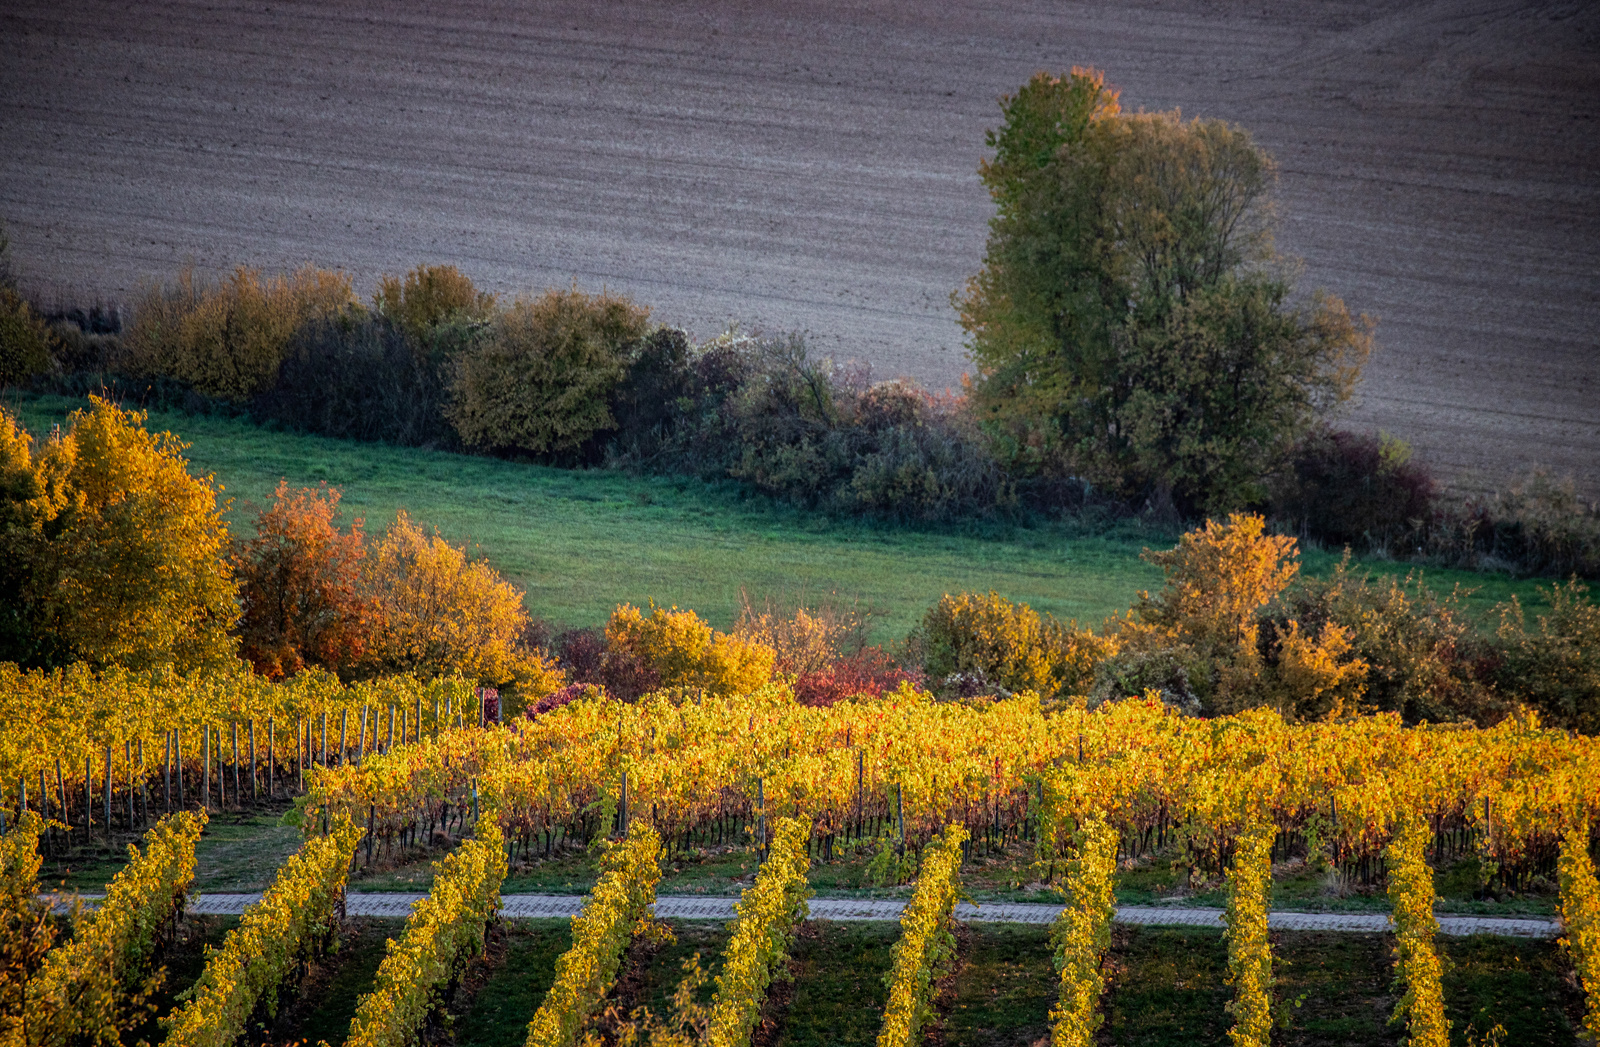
161;816;364;1047
876;823;969;1047
702;816;814;1047
1387;815;1449;1047
24;811;205;1044
1558;824;1600;1042
1222;823;1275;1047
523;821;664;1047
0;813;52;1045
343;818;508;1047
1047;817;1117;1047
0;661;475;805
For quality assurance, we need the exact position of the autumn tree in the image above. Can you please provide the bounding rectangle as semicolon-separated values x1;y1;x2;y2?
232;481;373;679
373;263;496;345
959;69;1371;515
0;398;239;670
1107;513;1366;718
360;511;560;703
605;603;775;698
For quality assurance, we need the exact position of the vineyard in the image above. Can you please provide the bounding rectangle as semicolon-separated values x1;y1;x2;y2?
1;670;1599;1045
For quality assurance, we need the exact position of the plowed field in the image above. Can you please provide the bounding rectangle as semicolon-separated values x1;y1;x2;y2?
3;0;1596;493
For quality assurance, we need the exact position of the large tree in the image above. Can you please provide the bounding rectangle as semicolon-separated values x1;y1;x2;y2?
958;69;1371;515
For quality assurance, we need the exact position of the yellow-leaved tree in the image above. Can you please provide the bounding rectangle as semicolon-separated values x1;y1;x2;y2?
1105;513;1366;717
360;511;560;705
0;398;239;670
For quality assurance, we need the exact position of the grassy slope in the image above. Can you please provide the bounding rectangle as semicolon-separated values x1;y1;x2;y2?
6;393;1562;639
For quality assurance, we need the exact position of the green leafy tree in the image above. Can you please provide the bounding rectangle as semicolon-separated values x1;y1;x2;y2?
447;288;651;457
959;69;1371;514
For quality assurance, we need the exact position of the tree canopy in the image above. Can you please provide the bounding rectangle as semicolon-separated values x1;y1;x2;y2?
959;69;1371;515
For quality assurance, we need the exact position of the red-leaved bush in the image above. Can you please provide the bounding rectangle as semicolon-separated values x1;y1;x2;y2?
793;646;922;707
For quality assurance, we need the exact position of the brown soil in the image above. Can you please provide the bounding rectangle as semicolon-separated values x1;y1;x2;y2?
2;0;1595;493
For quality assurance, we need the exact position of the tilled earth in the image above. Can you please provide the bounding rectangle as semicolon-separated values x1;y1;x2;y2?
2;0;1596;493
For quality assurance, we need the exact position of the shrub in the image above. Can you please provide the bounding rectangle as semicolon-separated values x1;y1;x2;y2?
250;311;461;447
1279;563;1501;725
1445;471;1600;579
1114;515;1368;717
447;288;651;457
0;398;239;671
232;481;375;679
734;592;868;677
1271;427;1436;549
1495;580;1600;734
0;288;54;386
604;603;774;698
373;264;495;344
918;591;1114;699
360;511;562;703
125;264;356;400
793;647;922;707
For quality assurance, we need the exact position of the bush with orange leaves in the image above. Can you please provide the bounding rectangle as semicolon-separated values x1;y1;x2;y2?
1105;513;1366;718
231;491;560;706
232;481;375;679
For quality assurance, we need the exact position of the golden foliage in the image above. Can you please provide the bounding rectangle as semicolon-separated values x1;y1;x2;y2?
374;264;496;344
877;824;968;1047
1223;823;1274;1047
1558;824;1600;1041
1;398;239;671
921;591;1116;699
605;604;774;698
126;264;355;400
1048;818;1117;1047
1387;815;1450;1047
360;512;561;698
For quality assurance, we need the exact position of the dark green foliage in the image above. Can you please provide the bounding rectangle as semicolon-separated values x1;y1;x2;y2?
447;288;652;458
961;69;1371;516
251;311;463;448
0;288;55;387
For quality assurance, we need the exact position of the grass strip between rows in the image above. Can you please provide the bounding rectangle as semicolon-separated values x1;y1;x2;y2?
344;817;507;1047
162;817;363;1047
523;821;663;1047
875;823;967;1047
24;811;204;1044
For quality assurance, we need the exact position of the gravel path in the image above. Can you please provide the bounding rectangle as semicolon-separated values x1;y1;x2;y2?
3;0;1597;494
137;891;1559;938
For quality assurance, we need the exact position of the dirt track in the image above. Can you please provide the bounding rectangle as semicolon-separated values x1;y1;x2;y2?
2;0;1596;494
